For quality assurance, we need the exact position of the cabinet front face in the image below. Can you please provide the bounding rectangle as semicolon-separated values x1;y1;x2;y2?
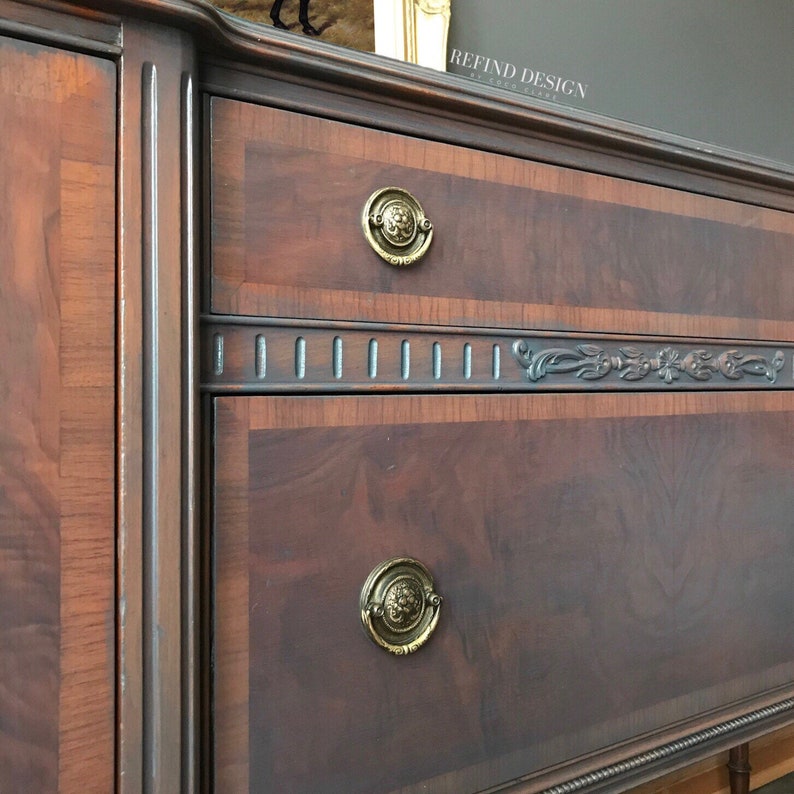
0;35;116;792
206;77;794;793
213;393;794;794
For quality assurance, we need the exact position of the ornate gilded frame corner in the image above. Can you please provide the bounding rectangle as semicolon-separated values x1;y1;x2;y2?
374;0;451;72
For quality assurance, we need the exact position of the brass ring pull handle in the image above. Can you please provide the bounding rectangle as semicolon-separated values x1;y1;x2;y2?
360;557;442;655
362;187;433;267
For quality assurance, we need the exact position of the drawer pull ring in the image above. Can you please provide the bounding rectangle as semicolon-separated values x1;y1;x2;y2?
362;187;433;267
360;556;442;654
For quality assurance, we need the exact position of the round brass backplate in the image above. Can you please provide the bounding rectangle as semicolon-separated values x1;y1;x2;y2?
362;187;433;267
360;557;442;655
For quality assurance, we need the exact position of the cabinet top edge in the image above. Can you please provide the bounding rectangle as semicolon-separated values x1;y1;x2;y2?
48;0;794;193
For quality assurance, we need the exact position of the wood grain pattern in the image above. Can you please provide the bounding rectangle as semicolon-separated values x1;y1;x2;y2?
209;99;794;341
201;59;794;216
213;399;250;792
0;35;115;792
0;0;121;53
214;392;794;794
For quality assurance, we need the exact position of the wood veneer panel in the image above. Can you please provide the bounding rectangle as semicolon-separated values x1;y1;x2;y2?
214;399;250;792
0;36;115;792
214;392;794;794
209;99;794;340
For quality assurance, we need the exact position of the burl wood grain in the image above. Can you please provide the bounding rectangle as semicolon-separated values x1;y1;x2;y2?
214;393;794;794
0;36;115;791
209;99;794;342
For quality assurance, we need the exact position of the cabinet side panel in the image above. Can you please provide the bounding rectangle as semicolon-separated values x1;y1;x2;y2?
0;35;116;792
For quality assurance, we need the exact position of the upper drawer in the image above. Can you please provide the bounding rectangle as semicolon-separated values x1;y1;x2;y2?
208;97;794;340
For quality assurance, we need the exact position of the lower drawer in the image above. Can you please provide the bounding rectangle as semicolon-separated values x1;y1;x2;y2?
212;392;794;793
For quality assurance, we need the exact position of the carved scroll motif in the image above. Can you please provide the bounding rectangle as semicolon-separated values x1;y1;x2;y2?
512;341;785;385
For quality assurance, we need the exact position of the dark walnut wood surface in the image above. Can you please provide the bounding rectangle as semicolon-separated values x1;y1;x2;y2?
207;60;794;794
214;393;794;794
0;35;116;791
2;1;793;792
209;97;794;342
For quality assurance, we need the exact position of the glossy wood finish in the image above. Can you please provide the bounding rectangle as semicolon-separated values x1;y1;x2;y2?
0;35;115;792
209;99;794;341
67;0;794;215
203;15;794;793
0;0;120;55
200;61;794;217
214;392;794;794
4;2;794;792
116;19;198;794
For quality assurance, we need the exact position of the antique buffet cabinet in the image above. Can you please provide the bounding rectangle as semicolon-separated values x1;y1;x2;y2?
1;1;794;792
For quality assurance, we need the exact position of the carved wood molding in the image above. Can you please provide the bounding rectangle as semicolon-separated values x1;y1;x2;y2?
200;317;792;393
41;0;794;205
512;340;785;386
540;698;794;794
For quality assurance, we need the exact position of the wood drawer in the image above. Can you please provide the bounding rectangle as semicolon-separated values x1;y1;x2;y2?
207;64;794;794
209;97;794;342
213;392;794;794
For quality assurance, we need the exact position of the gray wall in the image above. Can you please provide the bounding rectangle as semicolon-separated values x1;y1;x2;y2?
447;0;794;165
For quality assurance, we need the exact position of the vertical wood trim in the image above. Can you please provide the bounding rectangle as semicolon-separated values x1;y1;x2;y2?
118;35;145;794
199;395;214;793
140;58;161;794
181;68;199;794
118;21;196;794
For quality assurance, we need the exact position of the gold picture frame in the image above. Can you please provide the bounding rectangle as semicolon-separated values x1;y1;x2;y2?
208;0;450;70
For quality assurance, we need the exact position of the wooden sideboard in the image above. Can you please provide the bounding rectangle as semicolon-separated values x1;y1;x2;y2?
1;2;793;792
